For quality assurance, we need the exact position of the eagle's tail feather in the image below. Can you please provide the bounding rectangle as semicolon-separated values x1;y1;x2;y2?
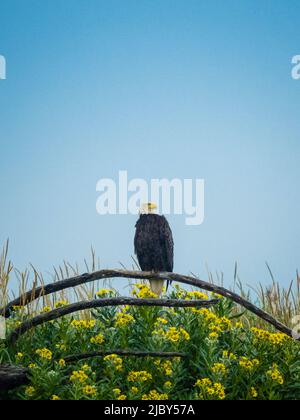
149;279;165;296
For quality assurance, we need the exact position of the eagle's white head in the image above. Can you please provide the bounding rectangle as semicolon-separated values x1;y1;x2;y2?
139;202;158;215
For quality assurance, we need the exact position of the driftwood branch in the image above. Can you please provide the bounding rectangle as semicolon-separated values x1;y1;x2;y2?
0;365;29;391
64;350;187;364
1;269;296;340
7;297;218;345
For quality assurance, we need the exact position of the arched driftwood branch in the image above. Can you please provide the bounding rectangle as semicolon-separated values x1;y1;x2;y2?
1;269;296;340
63;350;187;364
7;297;218;345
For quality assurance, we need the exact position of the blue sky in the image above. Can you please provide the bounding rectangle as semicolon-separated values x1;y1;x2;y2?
0;0;300;290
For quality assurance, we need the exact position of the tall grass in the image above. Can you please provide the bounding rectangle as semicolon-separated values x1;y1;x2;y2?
1;241;299;328
0;240;13;309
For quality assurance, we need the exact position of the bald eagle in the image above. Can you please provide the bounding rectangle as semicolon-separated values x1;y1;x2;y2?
134;203;174;296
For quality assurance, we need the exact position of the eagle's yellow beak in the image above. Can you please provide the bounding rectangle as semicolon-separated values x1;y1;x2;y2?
147;202;158;211
139;202;158;214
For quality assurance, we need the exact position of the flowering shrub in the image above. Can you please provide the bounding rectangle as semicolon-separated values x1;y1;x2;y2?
1;283;300;400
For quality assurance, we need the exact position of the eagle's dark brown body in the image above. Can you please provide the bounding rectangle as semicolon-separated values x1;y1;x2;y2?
134;214;174;290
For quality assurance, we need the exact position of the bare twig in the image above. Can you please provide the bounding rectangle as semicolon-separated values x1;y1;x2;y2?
63;350;187;364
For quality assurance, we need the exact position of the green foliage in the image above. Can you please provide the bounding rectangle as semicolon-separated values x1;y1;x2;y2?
1;284;300;401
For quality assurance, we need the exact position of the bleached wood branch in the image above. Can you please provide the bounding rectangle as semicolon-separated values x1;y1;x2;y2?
1;269;296;340
7;296;218;344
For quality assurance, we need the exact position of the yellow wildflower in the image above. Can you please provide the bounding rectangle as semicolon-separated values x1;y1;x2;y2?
186;291;209;300
70;370;88;383
195;379;225;400
212;363;228;376
215;317;232;332
113;388;122;396
250;387;258;398
36;348;53;361
58;359;66;367
206;387;215;396
90;333;105;345
173;284;185;297
266;365;284;385
56;343;67;351
128;370;152;382
199;309;218;323
162;360;173;376
55;300;68;308
222;350;237;360
115;312;135;328
117;395;127;400
142;390;168;400
154;326;190;343
25;386;36;397
195;378;212;388
28;363;36;369
71;319;96;329
133;283;158;298
155;317;168;325
82;385;97;396
96;289;114;297
239;357;260;371
179;328;191;341
51;395;61;400
104;354;123;371
251;328;289;346
214;383;226;400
